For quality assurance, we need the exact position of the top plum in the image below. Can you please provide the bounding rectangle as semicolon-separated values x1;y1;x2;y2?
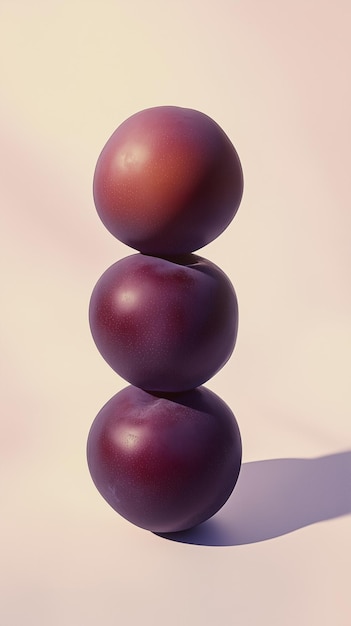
93;106;243;256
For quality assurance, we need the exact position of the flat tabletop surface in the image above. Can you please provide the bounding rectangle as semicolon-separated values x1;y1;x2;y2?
1;2;350;625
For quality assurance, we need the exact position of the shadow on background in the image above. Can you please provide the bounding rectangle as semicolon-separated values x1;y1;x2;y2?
157;451;351;546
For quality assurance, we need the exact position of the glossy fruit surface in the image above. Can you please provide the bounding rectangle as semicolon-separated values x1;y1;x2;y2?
87;385;242;533
93;106;243;255
89;253;238;392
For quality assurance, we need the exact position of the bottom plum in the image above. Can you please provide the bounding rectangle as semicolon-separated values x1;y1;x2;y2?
87;385;242;533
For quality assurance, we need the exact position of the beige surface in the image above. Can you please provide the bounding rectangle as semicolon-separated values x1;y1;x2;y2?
1;1;350;624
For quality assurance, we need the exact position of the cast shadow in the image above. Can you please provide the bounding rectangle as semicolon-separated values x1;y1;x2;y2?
156;450;351;546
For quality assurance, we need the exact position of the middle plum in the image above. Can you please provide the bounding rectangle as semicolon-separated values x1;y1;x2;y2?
89;253;238;392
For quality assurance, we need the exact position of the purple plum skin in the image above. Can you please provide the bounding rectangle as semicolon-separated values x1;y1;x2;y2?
89;253;238;392
87;385;242;533
93;106;243;256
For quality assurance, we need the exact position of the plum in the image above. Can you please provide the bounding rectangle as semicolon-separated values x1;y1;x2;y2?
87;385;242;533
93;106;243;255
89;253;238;392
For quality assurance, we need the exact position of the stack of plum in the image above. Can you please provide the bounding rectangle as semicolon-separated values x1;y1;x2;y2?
87;106;244;533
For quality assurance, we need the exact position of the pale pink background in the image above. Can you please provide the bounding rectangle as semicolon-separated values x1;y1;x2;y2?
1;1;350;624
